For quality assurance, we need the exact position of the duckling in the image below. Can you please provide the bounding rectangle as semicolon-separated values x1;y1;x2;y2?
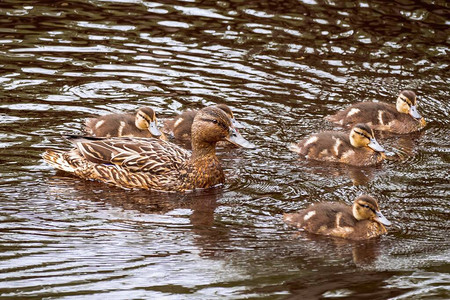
163;104;245;143
289;124;386;166
283;195;391;240
43;107;255;192
326;90;426;134
85;106;162;138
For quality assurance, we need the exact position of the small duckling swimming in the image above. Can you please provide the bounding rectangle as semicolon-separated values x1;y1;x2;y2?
289;123;386;166
326;90;426;134
85;106;162;138
163;104;245;144
43;106;254;192
283;195;391;240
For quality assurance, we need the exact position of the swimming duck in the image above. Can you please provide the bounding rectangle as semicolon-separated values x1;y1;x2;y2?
85;106;163;138
283;195;391;240
326;90;426;134
289;123;386;166
163;104;245;144
43;107;254;192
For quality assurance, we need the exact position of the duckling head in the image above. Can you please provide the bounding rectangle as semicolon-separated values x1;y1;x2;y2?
215;104;245;129
352;195;391;226
349;123;385;153
135;107;162;137
192;106;254;149
396;90;426;126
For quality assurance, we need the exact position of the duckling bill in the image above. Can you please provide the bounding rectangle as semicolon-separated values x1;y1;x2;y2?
283;195;391;240
43;107;254;192
289;124;386;166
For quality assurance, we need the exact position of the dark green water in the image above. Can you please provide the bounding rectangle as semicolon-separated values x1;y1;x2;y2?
0;0;449;299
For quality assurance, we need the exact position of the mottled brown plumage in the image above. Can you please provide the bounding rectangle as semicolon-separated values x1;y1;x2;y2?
43;107;253;192
162;104;245;146
85;106;163;138
289;124;386;166
283;195;391;240
326;90;426;134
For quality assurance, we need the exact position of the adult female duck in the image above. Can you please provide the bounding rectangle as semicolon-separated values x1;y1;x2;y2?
326;90;426;134
289;123;386;166
43;107;254;192
283;195;391;240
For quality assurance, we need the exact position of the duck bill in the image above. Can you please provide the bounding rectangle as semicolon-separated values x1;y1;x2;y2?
368;138;385;153
231;118;245;129
409;105;422;120
148;121;162;137
375;211;391;226
226;127;255;149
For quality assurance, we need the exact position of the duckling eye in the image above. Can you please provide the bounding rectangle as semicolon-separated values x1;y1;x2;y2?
355;131;369;139
212;119;218;124
359;204;369;209
138;113;150;122
400;97;412;107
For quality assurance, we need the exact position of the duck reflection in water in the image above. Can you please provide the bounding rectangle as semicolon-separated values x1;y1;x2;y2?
293;159;379;185
45;176;229;257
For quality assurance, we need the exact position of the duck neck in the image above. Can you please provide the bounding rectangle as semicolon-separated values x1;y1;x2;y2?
179;140;224;190
190;141;217;161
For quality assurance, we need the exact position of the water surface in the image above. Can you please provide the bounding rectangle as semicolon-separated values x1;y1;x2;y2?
0;0;449;299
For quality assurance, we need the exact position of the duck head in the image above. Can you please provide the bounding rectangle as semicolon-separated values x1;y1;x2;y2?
192;106;254;150
352;195;391;226
215;104;245;129
396;90;426;126
349;123;386;154
135;107;162;137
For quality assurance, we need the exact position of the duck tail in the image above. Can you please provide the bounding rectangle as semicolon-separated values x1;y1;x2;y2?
42;149;76;173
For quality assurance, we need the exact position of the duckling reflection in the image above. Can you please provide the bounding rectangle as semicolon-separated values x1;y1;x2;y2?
289;124;386;166
293;159;378;185
326;90;426;134
85;106;163;138
287;230;383;266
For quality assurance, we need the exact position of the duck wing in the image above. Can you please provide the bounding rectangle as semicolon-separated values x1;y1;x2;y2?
68;136;190;173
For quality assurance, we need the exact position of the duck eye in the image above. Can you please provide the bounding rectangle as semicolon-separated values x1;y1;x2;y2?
400;96;412;107
212;119;218;124
355;131;368;138
138;113;150;122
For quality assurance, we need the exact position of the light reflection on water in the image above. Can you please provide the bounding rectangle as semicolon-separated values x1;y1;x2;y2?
0;0;449;298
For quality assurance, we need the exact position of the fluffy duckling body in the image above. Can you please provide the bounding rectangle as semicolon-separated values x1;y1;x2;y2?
326;90;426;134
85;106;162;138
43;107;254;192
289;124;386;166
283;195;391;240
163;104;245;144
